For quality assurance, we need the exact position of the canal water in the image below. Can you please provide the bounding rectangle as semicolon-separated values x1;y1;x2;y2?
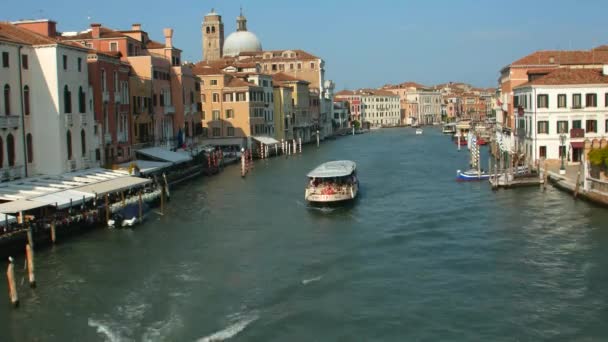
2;127;608;341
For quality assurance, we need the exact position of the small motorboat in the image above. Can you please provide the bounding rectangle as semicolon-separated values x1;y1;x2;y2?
415;128;423;135
456;169;490;181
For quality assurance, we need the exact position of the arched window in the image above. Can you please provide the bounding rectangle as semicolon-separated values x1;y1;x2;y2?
66;130;72;160
78;86;86;113
64;85;72;113
211;26;215;33
81;129;86;157
26;133;33;163
7;134;15;167
23;86;30;115
4;84;10;115
206;27;210;34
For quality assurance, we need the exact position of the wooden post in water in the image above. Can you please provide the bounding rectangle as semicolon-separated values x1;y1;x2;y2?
121;192;125;207
105;194;110;224
241;148;246;177
299;137;302;153
160;186;165;215
6;257;18;307
25;244;35;288
316;130;320;148
50;220;56;244
26;219;33;250
138;192;143;222
574;170;581;198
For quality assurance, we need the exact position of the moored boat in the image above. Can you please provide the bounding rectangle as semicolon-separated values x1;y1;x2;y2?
456;169;490;181
415;128;423;135
305;160;358;204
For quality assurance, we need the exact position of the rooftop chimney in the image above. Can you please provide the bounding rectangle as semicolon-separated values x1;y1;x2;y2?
91;23;101;39
132;23;141;31
604;65;608;76
163;28;173;48
12;19;57;37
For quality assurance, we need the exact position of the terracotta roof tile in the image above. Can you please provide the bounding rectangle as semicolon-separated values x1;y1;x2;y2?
0;21;58;45
226;77;255;88
62;26;127;40
146;40;165;49
192;65;224;76
516;68;608;87
272;72;309;84
510;50;608;67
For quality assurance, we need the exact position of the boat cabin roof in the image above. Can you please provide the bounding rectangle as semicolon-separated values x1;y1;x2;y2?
307;160;356;178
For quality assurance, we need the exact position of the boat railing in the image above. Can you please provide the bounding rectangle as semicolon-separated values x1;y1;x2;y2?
306;184;354;196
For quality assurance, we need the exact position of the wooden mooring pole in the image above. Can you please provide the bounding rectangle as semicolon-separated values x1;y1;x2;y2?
138;192;143;222
26;244;35;288
160;186;165;215
574;170;581;198
105;194;110;224
50;220;56;244
6;257;18;307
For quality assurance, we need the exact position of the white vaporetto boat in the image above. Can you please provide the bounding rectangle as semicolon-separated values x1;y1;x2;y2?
415;128;423;135
305;160;359;204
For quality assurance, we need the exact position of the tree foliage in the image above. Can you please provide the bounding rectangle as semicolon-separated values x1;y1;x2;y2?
588;146;608;168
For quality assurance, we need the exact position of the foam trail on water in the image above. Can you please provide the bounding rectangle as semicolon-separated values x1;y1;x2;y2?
88;319;123;342
197;313;259;342
301;275;323;285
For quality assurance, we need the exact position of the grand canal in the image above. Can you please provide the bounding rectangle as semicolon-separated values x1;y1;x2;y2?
2;127;608;341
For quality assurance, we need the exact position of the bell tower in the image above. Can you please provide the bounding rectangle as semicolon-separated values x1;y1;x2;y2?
202;9;224;61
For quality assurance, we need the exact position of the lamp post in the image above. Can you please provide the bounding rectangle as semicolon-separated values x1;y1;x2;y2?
559;133;567;175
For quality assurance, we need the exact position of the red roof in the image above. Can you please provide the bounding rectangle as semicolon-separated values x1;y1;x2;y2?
517;68;608;87
0;21;60;45
510;50;608;67
272;72;309;84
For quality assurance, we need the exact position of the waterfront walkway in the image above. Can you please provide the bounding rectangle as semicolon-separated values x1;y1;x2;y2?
545;161;608;207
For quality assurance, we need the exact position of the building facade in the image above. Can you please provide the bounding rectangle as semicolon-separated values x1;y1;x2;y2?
514;68;608;166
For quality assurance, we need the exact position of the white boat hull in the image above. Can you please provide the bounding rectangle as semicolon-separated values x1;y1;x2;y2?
305;184;358;203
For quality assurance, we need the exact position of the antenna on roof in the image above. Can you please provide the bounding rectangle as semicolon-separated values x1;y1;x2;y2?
240;5;243;16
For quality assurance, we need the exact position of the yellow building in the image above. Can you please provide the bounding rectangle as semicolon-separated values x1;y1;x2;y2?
273;73;312;142
192;65;265;148
273;84;294;141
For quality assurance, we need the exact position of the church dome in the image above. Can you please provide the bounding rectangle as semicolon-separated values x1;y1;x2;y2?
223;31;262;57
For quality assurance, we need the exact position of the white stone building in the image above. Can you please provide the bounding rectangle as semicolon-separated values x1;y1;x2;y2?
514;67;608;165
2;21;98;177
359;89;400;127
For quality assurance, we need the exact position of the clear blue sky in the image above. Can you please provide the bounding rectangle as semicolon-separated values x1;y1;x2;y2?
4;0;608;89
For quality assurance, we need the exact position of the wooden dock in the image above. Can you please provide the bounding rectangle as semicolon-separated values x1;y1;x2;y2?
489;174;544;189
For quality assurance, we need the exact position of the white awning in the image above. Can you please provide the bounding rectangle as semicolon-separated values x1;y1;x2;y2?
31;189;95;210
0;199;52;214
252;136;280;145
74;177;152;196
118;160;172;175
136;147;192;164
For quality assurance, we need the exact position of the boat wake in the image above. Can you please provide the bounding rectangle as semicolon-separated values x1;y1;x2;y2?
301;275;323;285
88;319;123;342
197;312;259;342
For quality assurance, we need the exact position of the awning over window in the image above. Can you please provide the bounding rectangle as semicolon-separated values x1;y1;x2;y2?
252;136;280;145
571;142;585;149
136;147;193;165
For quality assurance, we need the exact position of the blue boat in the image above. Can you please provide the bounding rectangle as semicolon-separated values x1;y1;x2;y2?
456;169;490;181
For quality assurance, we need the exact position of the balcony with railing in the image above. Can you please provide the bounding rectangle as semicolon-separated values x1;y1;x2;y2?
164;105;175;115
65;113;73;127
1;165;24;181
67;160;77;171
80;113;88;126
104;133;112;145
0;115;20;129
570;128;585;139
102;91;110;103
114;91;122;103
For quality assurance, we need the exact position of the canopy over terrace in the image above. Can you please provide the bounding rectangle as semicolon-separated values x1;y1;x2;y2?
0;168;151;211
252;136;280;145
135;147;193;165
